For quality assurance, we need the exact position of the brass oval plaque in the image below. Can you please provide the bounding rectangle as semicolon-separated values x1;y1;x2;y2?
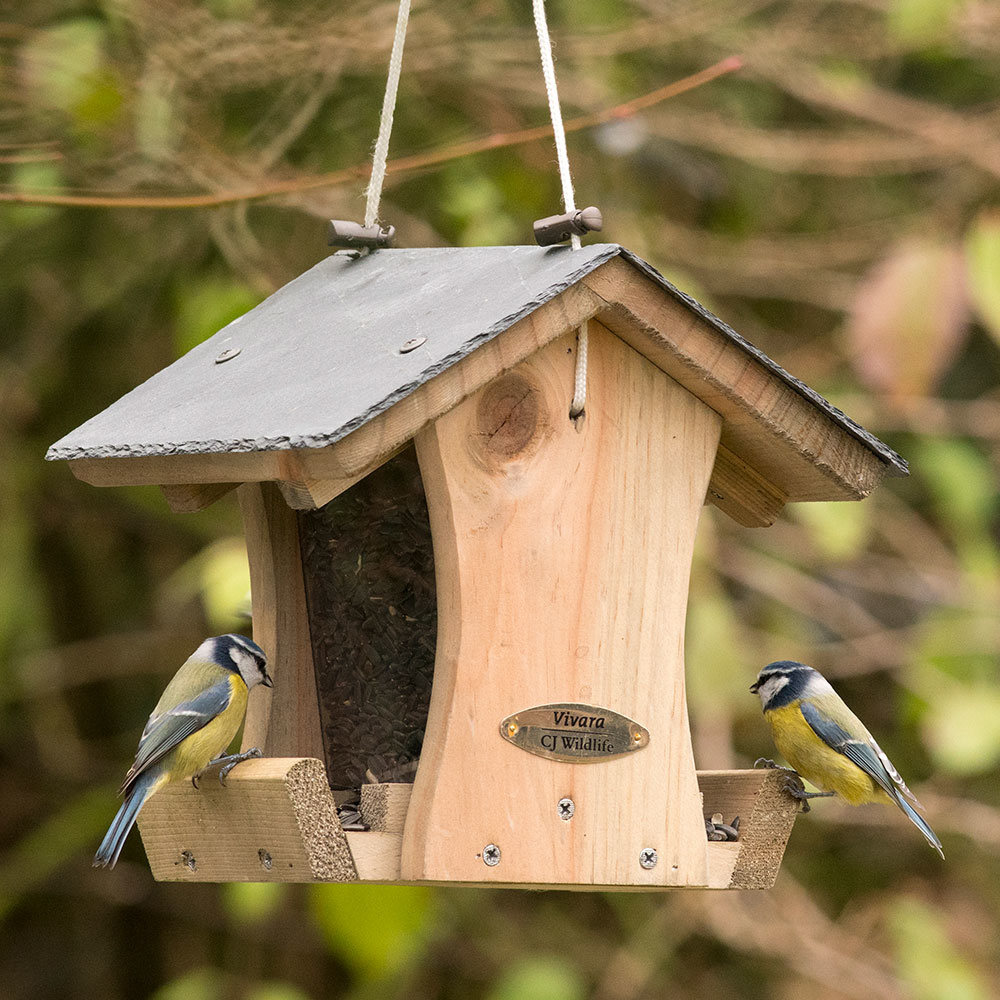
499;703;649;763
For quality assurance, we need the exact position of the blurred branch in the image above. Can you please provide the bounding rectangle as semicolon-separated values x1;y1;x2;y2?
804;790;1000;855
681;877;907;999
0;57;741;210
647;109;947;176
742;52;1000;181
832;394;1000;442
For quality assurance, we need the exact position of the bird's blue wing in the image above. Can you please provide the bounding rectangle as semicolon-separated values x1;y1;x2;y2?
120;679;234;795
798;700;899;801
800;698;943;858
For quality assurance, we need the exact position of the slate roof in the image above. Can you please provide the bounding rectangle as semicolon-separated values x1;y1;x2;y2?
46;244;906;476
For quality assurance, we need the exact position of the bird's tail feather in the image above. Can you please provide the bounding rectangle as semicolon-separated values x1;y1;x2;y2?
93;771;160;868
896;792;944;859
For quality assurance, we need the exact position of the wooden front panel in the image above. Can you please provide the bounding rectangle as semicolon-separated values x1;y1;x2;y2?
403;321;721;887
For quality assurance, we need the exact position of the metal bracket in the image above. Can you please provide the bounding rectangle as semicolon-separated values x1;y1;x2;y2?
327;220;396;250
533;206;603;247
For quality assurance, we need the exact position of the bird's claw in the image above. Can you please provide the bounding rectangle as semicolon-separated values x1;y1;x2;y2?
779;770;813;811
754;759;825;811
191;747;263;789
216;746;264;785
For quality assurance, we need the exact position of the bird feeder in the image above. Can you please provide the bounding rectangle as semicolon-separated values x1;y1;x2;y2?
48;244;906;889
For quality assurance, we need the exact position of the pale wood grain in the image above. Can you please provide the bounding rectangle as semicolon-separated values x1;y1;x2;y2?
360;783;412;833
707;445;787;527
345;831;403;881
581;258;894;505
160;482;237;513
132;763;792;887
136;757;355;882
238;483;324;760
403;323;719;887
698;768;799;889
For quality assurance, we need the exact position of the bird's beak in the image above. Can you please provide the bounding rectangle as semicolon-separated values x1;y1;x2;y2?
749;681;759;693
262;671;273;688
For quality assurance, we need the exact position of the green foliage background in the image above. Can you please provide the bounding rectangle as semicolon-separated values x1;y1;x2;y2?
3;0;1000;997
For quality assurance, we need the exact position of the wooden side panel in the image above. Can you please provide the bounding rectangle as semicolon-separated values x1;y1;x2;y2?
136;757;355;882
238;483;324;760
404;322;720;887
698;769;800;889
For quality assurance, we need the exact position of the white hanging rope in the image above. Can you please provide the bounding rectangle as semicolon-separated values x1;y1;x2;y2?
569;323;588;422
532;0;580;251
532;0;588;420
364;0;411;229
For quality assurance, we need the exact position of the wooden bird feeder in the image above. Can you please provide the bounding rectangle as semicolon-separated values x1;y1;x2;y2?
48;244;906;889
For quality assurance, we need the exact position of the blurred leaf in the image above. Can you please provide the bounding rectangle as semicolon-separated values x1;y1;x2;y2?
173;278;264;357
0;473;48;665
21;18;107;111
221;881;287;925
911;437;998;576
964;209;1000;343
792;501;871;562
246;983;312;1000
4;160;64;229
163;538;252;632
136;66;177;160
891;899;990;1000
149;968;226;1000
846;238;969;403
685;587;747;711
921;683;1000;775
309;883;436;981
0;786;116;922
887;0;965;45
486;956;586;1000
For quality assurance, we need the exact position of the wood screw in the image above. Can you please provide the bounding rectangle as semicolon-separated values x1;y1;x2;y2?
639;847;658;870
558;797;575;820
482;843;501;867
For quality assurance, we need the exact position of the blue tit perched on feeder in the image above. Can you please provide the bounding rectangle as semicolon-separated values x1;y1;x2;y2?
94;634;272;869
751;660;944;858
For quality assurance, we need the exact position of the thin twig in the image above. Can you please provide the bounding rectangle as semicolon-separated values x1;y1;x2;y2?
0;58;741;210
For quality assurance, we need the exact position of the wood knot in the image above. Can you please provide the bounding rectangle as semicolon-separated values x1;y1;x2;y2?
476;372;543;458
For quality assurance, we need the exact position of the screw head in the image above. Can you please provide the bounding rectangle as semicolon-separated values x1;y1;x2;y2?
258;849;273;870
482;843;501;867
215;347;241;364
399;337;426;354
639;848;658;870
557;797;575;820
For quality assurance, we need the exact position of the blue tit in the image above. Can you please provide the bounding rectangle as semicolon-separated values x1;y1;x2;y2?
94;633;272;869
751;660;943;858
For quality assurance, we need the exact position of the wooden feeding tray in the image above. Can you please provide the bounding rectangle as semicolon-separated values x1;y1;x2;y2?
49;245;906;889
137;760;798;889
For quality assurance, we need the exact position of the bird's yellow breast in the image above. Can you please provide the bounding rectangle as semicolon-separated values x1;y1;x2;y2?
764;701;888;805
162;674;249;782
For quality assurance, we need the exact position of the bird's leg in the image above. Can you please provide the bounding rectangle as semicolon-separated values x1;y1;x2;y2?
214;746;264;785
754;758;834;812
190;747;264;788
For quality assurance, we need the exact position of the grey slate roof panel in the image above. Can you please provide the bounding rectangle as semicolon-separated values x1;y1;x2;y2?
46;243;907;476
